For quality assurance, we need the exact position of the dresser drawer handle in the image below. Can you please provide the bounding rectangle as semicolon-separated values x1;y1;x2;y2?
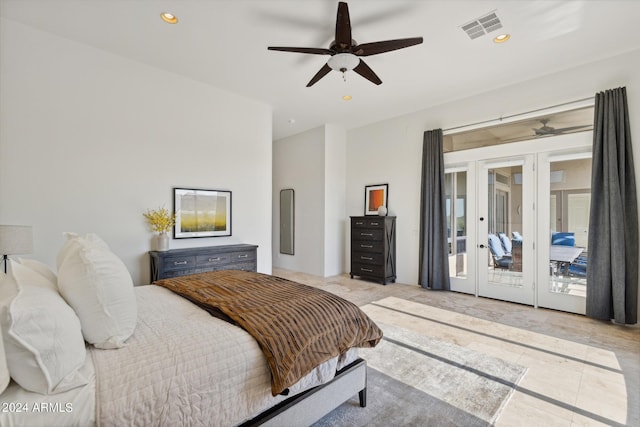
208;257;221;262
360;256;373;261
360;244;373;248
355;221;364;225
238;254;249;258
173;261;188;265
370;222;379;226
360;233;373;236
360;268;373;272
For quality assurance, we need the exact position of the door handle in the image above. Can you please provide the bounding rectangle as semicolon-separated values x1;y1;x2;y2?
479;244;486;249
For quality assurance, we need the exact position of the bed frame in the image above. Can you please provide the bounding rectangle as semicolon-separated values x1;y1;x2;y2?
240;358;368;426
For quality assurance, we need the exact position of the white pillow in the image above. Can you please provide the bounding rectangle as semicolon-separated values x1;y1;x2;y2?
17;258;58;287
0;272;9;394
0;261;87;394
56;232;109;268
57;233;137;349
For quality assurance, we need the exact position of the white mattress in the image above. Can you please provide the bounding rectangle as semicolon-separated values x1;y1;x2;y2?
0;284;357;427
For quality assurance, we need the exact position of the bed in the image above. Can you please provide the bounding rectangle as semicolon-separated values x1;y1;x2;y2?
0;233;382;426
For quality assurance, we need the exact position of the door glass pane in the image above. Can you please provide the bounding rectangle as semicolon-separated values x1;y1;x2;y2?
548;158;591;296
487;166;523;287
446;171;467;278
568;193;590;248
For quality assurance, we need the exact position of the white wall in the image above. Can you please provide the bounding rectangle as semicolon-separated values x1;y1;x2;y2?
347;48;640;286
272;124;347;276
0;19;273;284
272;126;325;276
323;124;347;276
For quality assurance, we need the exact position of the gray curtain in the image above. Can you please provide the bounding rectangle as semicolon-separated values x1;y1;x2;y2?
586;87;638;324
419;129;450;290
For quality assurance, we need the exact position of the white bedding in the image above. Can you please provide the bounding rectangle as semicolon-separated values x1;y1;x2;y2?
0;355;95;427
0;285;356;426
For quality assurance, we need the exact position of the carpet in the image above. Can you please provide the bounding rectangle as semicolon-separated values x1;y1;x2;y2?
313;299;527;427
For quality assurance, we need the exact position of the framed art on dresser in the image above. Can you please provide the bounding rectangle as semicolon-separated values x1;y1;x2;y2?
364;184;388;216
173;188;232;238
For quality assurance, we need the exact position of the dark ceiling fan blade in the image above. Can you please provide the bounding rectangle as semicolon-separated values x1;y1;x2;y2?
534;124;591;135
353;59;382;85
335;2;352;51
268;46;334;55
552;125;593;133
353;37;423;56
306;63;333;87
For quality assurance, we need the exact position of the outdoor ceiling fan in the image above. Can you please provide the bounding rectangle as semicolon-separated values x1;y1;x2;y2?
267;1;423;87
532;118;592;136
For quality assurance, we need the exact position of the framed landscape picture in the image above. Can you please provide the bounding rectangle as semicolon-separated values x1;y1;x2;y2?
173;188;232;238
364;183;388;215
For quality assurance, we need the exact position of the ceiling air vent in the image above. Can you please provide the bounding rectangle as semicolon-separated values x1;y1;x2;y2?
461;11;503;40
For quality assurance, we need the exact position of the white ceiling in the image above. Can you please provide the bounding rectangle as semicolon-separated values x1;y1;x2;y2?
2;0;640;140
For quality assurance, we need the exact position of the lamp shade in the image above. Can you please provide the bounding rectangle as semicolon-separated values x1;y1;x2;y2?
0;225;33;255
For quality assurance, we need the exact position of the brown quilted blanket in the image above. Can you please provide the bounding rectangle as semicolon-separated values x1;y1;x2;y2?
154;270;382;396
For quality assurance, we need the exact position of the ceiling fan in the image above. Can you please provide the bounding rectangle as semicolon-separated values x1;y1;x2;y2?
267;2;423;87
532;118;592;136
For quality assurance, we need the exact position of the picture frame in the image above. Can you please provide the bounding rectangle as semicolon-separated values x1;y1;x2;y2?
364;184;388;216
173;188;232;238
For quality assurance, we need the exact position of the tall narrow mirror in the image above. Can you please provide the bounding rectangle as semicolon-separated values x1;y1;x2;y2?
280;189;294;255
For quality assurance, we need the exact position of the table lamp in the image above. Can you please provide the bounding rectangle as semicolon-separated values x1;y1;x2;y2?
0;225;33;273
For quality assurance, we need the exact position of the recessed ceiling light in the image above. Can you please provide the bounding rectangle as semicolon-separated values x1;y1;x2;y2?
493;33;510;43
288;118;296;124
342;95;352;101
160;12;178;24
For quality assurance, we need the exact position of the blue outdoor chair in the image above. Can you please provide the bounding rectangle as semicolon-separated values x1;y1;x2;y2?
498;232;512;255
568;261;587;277
551;232;575;246
512;231;523;241
488;234;512;269
568;253;588;277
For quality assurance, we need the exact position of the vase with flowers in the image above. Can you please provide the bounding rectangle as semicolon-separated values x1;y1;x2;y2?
143;206;176;251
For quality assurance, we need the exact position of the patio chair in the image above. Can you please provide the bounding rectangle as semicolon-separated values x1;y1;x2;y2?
498;232;512;254
488;233;512;269
512;231;523;241
551;232;575;246
568;252;588;277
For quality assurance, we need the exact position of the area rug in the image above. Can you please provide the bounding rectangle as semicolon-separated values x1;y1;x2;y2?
313;300;527;427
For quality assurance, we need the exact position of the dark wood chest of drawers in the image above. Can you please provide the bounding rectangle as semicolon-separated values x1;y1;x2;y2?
150;244;258;282
350;216;396;285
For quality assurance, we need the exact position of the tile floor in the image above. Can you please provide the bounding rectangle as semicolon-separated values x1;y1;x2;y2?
273;268;640;427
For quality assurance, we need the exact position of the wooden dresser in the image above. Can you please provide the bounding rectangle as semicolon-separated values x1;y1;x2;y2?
150;244;258;282
350;216;396;285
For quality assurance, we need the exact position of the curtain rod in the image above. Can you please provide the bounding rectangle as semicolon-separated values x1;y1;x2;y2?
442;96;595;133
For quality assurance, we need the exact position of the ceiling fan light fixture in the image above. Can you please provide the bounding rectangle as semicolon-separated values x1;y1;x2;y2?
327;53;359;73
160;12;178;24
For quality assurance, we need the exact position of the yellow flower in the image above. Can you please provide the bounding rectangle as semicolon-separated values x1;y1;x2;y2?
143;206;176;233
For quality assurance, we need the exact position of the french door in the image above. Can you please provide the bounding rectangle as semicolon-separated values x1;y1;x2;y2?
444;133;592;314
477;156;535;305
